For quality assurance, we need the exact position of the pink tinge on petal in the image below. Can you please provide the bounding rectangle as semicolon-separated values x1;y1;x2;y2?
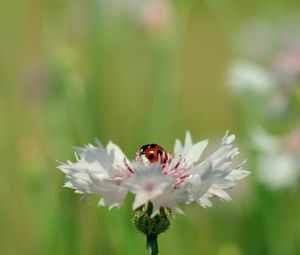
168;155;183;176
174;179;184;189
145;181;154;192
114;178;123;186
162;162;170;175
124;158;134;176
135;152;141;162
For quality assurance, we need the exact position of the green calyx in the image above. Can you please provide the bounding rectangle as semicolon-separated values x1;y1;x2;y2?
133;202;174;236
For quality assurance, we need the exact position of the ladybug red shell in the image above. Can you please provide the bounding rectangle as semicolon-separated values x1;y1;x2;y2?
139;144;168;164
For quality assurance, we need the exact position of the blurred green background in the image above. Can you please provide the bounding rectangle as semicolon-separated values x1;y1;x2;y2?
1;0;300;254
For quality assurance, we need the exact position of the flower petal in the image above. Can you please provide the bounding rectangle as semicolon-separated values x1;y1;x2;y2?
124;163;175;209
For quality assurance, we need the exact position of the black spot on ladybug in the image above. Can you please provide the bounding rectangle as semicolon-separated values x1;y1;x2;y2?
157;150;162;155
140;144;150;153
148;154;155;160
150;144;156;148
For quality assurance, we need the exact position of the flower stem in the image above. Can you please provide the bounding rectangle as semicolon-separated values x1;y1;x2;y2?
146;234;159;255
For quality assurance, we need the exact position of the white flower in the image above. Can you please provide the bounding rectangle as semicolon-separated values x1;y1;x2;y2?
124;162;175;210
228;60;274;94
252;128;300;189
227;59;296;116
228;18;300;116
58;131;250;213
58;140;130;209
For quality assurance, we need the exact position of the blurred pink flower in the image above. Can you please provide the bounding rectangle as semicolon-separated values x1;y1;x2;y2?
284;128;300;153
99;0;173;32
140;0;173;32
271;48;300;83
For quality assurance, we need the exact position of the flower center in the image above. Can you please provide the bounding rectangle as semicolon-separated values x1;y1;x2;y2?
145;181;154;192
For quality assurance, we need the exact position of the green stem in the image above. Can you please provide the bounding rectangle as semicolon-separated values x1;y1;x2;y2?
146;235;159;255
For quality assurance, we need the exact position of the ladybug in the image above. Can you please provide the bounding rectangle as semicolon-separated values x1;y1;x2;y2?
139;144;168;164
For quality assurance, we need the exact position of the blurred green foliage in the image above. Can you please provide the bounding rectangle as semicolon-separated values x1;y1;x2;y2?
1;0;300;255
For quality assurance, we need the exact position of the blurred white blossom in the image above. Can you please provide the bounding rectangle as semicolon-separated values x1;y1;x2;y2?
228;60;292;116
228;17;300;115
58;132;250;214
252;128;300;189
228;60;274;94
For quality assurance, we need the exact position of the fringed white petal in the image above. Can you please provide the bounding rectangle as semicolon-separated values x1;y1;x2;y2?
176;132;250;208
58;131;250;213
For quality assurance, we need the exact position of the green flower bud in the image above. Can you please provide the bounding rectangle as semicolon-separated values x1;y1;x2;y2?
133;202;174;236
